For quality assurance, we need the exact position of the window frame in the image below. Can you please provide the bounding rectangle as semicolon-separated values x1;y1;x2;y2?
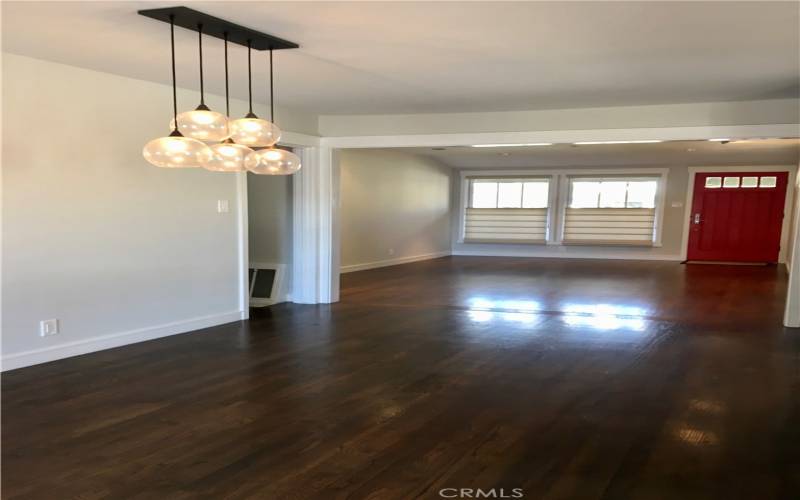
561;174;665;246
566;176;661;210
458;168;668;247
467;177;551;209
461;175;555;243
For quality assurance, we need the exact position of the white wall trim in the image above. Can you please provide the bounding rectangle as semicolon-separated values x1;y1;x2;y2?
341;251;451;273
321;124;799;149
452;249;682;261
1;311;243;372
785;169;800;327
281;131;322;148
679;165;797;263
292;146;340;303
236;171;250;320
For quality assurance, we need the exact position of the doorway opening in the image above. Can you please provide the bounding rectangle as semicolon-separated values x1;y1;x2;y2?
244;147;296;312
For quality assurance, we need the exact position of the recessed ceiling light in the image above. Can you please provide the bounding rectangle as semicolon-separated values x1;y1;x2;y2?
471;143;553;148
573;140;663;145
707;138;730;142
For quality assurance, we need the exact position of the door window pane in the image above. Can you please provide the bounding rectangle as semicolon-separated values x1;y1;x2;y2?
705;177;722;188
522;182;549;208
723;177;740;188
471;182;497;208
741;176;758;188
598;181;627;208
571;181;600;208
497;182;523;208
626;181;657;208
760;176;777;188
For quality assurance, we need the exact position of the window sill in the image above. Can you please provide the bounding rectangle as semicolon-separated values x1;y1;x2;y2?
462;238;547;245
561;240;654;248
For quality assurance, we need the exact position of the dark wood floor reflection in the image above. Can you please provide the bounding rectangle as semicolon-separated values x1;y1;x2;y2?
3;257;798;499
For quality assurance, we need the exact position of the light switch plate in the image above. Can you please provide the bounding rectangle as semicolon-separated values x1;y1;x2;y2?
217;200;230;213
40;319;59;337
671;201;684;208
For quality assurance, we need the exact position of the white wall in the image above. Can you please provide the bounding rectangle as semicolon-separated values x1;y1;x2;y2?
319;99;799;137
0;54;313;370
248;173;292;265
339;149;451;271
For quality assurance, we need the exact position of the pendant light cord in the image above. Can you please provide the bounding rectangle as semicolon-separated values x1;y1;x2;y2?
247;40;253;115
197;23;205;106
170;14;178;132
269;48;275;123
224;33;229;117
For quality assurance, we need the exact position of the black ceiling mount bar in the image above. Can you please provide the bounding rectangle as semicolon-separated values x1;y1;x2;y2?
138;6;299;51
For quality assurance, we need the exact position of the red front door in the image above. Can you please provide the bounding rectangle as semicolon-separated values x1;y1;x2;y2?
687;172;788;263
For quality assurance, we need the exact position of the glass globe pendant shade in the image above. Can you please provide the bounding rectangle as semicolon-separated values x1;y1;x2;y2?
202;140;252;172
228;112;281;147
171;104;229;142
143;131;212;168
245;147;301;175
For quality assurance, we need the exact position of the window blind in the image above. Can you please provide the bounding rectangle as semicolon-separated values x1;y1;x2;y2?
464;208;548;243
563;207;655;245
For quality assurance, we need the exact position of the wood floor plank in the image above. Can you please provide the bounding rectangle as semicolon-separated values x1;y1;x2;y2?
2;257;798;499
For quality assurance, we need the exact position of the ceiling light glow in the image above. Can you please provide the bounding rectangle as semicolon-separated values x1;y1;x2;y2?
573;140;663;145
471;143;553;148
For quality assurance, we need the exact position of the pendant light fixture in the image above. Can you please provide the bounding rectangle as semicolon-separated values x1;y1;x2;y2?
172;23;229;142
227;41;281;147
143;14;211;168
245;48;302;175
202;33;252;172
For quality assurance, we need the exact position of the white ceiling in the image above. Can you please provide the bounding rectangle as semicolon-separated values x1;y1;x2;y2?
2;1;798;115
405;139;800;168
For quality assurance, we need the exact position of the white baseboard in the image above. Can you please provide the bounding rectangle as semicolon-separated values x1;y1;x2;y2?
451;248;683;261
1;310;243;372
340;251;451;273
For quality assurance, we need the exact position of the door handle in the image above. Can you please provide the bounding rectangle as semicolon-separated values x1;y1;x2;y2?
693;213;701;224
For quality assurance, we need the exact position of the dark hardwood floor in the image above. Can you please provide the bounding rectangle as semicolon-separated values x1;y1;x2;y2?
3;257;798;499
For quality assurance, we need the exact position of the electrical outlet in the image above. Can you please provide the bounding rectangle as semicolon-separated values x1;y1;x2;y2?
217;200;230;213
39;319;59;337
388;248;395;256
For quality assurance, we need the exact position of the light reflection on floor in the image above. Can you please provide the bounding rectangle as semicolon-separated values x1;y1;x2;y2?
467;297;542;313
465;298;650;332
560;303;648;332
467;309;541;324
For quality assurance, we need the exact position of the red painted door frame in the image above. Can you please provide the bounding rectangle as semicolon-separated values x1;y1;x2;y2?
687;172;788;263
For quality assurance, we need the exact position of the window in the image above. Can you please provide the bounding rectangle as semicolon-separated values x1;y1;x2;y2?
471;182;498;208
569;180;657;209
723;176;740;188
564;177;659;245
469;180;549;209
741;176;759;188
465;178;550;242
705;175;778;190
760;176;777;188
